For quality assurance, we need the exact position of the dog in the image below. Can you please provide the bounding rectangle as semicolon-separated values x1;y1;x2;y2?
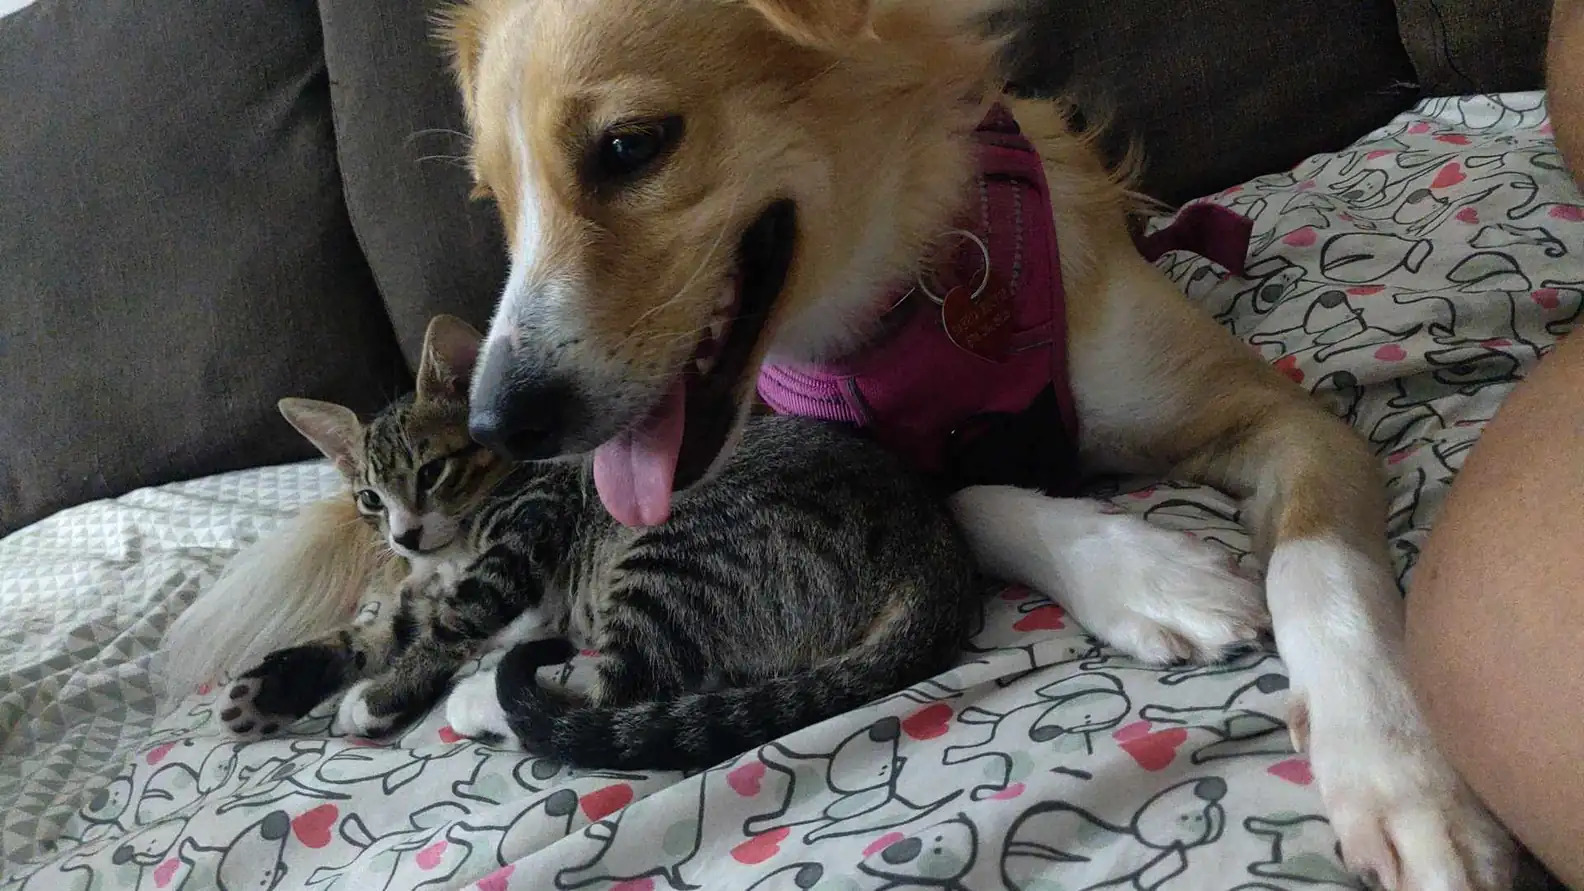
161;0;1512;886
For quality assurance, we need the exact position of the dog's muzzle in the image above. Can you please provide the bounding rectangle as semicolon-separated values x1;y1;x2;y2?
468;339;580;461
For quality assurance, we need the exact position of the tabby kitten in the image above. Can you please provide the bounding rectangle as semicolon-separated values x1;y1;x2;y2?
221;314;978;770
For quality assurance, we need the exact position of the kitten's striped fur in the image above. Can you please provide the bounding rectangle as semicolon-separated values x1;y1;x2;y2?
221;315;978;769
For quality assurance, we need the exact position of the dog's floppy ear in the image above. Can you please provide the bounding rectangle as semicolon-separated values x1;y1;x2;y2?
417;314;485;404
743;0;874;50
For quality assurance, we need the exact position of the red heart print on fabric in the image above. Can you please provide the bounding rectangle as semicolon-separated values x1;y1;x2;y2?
1281;227;1317;247
580;783;634;821
990;782;1026;800
1431;163;1466;189
477;865;515;891
901;703;953;740
1267;758;1314;785
731;828;790;865
291;804;338;849
1013;605;1066;632
417;841;447;870
728;762;766;797
1000;585;1032;601
864;833;905;857
1114;721;1187;771
1273;355;1304;384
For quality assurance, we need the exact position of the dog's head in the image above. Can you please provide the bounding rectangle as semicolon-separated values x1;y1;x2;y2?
442;0;1004;525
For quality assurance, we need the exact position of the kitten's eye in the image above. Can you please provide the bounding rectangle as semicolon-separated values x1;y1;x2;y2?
594;116;683;182
416;459;447;493
355;490;384;513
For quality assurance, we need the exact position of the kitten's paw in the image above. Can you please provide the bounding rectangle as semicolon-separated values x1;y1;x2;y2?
219;644;346;735
333;680;398;739
445;671;515;746
1064;516;1267;664
1303;694;1515;890
216;677;289;737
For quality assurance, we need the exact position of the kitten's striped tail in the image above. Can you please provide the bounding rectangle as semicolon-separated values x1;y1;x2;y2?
493;638;948;771
158;495;393;708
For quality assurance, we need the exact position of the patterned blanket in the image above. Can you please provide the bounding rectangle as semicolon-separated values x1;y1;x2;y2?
2;91;1578;890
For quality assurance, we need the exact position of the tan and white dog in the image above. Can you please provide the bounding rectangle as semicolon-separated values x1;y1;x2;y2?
162;0;1513;886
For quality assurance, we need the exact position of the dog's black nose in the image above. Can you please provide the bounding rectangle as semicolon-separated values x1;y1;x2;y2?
468;339;573;460
469;401;566;460
393;528;423;551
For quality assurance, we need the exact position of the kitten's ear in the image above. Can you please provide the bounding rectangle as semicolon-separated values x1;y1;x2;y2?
417;314;485;403
278;397;363;480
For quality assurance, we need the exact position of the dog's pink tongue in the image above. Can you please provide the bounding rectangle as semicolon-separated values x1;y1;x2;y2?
593;379;685;527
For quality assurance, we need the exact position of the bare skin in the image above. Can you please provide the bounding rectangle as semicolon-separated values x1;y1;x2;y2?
1552;0;1584;187
1406;6;1584;884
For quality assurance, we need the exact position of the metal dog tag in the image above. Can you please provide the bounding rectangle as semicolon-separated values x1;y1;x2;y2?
942;277;1013;362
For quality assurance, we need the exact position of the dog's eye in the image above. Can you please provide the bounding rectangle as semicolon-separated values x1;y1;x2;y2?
355;489;384;513
594;116;683;182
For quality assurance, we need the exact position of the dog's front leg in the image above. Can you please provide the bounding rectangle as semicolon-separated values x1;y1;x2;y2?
1060;249;1513;889
949;488;1267;664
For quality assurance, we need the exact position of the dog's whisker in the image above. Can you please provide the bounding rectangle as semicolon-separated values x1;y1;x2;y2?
609;320;722;356
405;127;475;147
624;174;754;335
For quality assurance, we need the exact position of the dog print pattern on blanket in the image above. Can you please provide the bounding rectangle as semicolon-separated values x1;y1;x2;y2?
2;91;1579;891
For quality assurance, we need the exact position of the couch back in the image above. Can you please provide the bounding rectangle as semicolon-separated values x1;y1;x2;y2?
0;0;1552;534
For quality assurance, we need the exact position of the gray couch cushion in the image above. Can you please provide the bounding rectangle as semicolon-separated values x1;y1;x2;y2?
317;0;1425;320
1394;0;1551;96
0;0;409;534
1006;0;1422;204
319;0;507;367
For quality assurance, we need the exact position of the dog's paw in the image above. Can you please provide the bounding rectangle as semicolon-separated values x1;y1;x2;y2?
948;489;1266;665
1302;697;1515;890
445;671;515;746
1067;515;1268;664
333;680;399;739
216;677;289;736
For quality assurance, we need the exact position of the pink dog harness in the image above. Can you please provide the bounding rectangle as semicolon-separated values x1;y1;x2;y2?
757;104;1252;493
